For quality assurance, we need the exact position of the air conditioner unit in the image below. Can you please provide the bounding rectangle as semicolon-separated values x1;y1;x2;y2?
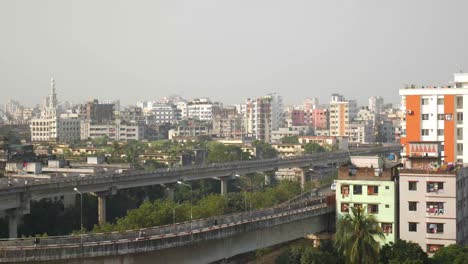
406;110;414;115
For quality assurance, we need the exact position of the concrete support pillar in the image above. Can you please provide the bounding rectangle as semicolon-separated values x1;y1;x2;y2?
264;170;277;186
220;177;228;196
300;167;310;191
7;209;21;238
97;195;107;225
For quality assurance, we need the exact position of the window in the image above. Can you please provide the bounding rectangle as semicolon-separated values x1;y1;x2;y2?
458;112;464;121
437;98;444;105
341;185;350;198
409;181;417;191
368;204;379;214
421;129;429;136
421;98;429;105
458;143;463;152
427;202;444;215
409;222;417;232
367;186;379;195
438;114;445;120
353;185;362;195
437;129;444;136
457;97;463;108
382;223;393;234
341;203;349;212
409;202;417;211
427;223;444;234
427;182;444;193
422;114;429;120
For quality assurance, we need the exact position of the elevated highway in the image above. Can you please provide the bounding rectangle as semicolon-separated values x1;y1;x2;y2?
0;145;400;237
0;196;335;264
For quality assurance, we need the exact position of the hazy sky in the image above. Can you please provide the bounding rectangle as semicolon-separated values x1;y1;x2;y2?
1;0;468;107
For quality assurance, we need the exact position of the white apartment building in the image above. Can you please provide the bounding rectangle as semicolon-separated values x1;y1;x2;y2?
399;143;468;253
266;92;284;131
80;120;143;141
369;96;384;115
244;97;272;142
31;79;81;143
176;101;188;120
399;73;468;164
187;98;220;121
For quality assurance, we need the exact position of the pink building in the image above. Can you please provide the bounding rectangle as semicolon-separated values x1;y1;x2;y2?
291;108;328;130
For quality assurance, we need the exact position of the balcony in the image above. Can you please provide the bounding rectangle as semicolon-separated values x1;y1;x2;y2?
426;202;444;216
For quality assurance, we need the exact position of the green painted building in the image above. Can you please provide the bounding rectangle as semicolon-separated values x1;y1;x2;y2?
335;156;400;245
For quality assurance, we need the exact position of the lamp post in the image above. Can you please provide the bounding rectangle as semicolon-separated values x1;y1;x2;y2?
173;204;183;224
234;174;253;211
177;181;193;222
73;187;83;232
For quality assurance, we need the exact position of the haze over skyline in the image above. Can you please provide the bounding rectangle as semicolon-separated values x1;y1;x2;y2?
1;0;468;107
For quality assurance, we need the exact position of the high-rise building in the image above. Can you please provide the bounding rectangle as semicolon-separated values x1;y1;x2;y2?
329;94;357;137
399;73;468;164
79;99;116;123
369;96;384;114
212;107;242;138
244;97;272;142
266;92;284;131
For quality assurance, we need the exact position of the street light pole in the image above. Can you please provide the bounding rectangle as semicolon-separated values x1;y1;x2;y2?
177;181;193;222
73;187;83;231
173;204;183;224
234;174;253;211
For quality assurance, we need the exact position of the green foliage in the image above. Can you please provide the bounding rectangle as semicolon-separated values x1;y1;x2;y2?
380;239;428;264
253;140;278;159
335;206;384;264
0;127;22;144
281;136;299;144
92;180;302;233
91;136;109;147
276;240;343;264
206;142;246;163
432;244;468;264
303;143;326;154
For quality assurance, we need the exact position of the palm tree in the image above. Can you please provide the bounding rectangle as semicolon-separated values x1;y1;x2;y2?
335;206;385;264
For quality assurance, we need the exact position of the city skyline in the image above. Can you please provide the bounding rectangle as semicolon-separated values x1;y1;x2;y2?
2;0;468;106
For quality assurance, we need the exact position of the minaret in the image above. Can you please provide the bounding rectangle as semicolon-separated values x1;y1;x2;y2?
48;78;58;109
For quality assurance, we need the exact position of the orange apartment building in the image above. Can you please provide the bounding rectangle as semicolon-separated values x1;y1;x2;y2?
399;73;468;164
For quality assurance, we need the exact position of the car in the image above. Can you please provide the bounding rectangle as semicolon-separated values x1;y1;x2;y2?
330;182;337;192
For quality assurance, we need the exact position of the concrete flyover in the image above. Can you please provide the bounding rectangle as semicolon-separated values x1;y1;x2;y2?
0;196;335;264
0;145;401;237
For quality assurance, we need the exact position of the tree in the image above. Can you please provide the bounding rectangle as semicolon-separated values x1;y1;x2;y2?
281;135;298;144
432;244;468;264
335;206;384;264
206;143;244;163
303;143;325;154
253;140;278;159
91;136;109;147
380;239;428;264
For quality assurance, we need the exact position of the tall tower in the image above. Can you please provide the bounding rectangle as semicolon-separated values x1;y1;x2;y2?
48;78;58;109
